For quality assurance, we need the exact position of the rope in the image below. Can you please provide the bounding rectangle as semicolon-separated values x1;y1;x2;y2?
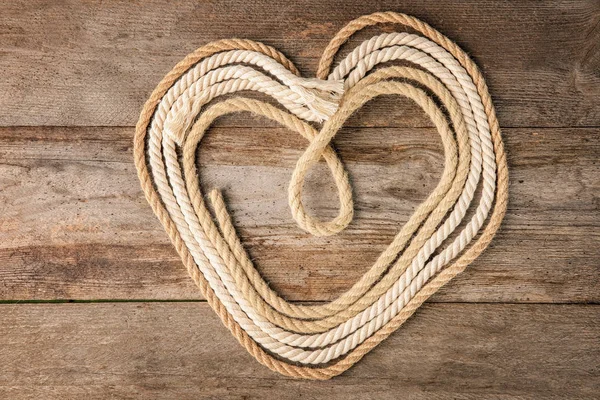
134;11;508;379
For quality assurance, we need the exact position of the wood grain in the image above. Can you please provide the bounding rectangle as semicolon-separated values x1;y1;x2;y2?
0;0;598;127
1;125;598;302
1;302;598;399
1;0;599;396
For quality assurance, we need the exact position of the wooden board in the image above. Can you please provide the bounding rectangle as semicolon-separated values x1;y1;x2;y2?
0;0;599;127
0;0;599;398
1;126;598;302
1;303;598;399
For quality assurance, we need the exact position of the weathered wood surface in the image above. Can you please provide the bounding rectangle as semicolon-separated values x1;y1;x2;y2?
1;303;598;399
0;0;599;127
1;0;599;397
1;126;599;302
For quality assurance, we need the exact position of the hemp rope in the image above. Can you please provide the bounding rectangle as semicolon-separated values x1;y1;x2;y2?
134;11;508;379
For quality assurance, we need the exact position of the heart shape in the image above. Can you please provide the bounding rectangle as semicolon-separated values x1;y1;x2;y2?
134;11;508;379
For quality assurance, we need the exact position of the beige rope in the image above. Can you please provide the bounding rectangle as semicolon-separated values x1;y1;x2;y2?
157;44;480;338
134;12;508;379
179;77;468;362
161;57;482;352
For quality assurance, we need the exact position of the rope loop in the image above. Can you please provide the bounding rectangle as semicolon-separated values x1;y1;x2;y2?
134;12;508;379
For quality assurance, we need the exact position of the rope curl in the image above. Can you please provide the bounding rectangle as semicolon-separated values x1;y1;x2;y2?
134;11;508;379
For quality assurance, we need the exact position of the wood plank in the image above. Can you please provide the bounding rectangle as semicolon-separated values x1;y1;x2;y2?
0;302;598;399
0;0;598;127
1;126;598;302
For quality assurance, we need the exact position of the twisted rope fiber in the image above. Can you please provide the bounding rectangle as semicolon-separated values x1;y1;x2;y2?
174;78;467;362
157;64;472;352
180;70;471;350
134;12;508;379
150;13;492;338
141;13;502;372
143;28;490;376
157;32;486;334
157;46;486;350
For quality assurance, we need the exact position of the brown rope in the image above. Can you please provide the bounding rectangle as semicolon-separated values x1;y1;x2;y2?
133;12;508;379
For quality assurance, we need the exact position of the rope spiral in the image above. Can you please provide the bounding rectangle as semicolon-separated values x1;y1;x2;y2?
134;11;508;379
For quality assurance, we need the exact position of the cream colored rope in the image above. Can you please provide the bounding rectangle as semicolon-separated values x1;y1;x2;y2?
134;11;508;379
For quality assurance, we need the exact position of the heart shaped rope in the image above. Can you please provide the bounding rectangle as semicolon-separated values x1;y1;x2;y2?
134;12;508;379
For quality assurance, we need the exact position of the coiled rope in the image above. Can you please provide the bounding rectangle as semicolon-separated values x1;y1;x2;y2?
134;11;508;379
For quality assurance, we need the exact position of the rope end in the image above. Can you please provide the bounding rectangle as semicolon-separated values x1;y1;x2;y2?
291;78;345;122
164;110;190;146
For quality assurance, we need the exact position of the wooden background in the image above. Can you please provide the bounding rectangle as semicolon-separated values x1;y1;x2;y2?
1;1;599;398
